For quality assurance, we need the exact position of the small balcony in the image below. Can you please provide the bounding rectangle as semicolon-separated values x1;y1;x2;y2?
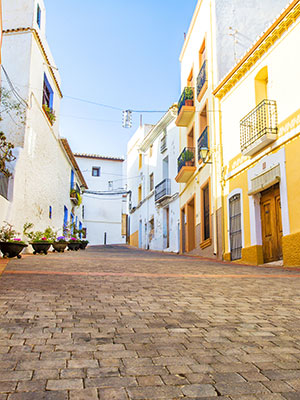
175;87;195;127
240;99;278;156
175;147;196;183
70;183;81;205
197;60;207;101
155;178;171;203
197;126;208;161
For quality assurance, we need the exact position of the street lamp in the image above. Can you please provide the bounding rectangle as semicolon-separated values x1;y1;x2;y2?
199;146;212;164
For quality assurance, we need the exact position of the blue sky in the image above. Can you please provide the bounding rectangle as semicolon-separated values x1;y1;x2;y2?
44;0;198;158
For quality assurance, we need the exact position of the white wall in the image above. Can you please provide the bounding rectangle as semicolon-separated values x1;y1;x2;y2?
0;0;82;242
75;156;126;245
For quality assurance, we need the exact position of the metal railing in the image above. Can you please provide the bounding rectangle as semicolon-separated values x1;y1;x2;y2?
197;126;208;161
177;147;196;173
0;173;9;200
160;135;167;153
155;178;171;202
197;60;207;97
177;87;194;115
240;99;278;153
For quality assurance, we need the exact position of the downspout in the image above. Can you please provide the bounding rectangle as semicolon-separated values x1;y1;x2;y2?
210;0;218;256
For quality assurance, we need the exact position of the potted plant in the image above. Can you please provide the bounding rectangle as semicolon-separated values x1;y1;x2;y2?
79;240;89;250
185;87;194;106
67;237;81;251
42;104;56;125
0;223;27;258
23;224;53;255
52;236;68;253
184;149;195;166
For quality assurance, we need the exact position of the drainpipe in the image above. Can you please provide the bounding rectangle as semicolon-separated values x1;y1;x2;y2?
210;1;218;256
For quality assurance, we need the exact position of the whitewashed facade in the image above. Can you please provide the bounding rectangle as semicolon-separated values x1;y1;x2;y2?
127;106;180;253
75;154;127;246
0;0;86;240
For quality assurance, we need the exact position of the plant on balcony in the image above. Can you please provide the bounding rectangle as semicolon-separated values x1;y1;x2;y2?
185;87;194;106
184;149;195;166
42;104;56;125
0;222;27;258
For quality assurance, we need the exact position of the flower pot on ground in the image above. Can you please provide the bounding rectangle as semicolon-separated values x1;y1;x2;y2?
79;240;89;250
0;241;27;259
30;240;52;255
67;238;81;251
52;236;68;253
0;223;27;258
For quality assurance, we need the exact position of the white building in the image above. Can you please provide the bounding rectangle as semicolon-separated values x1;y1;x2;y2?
0;0;86;239
127;106;180;253
75;154;127;246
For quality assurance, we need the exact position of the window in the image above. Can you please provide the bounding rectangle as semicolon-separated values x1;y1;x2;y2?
255;66;268;105
42;74;53;109
108;181;113;190
198;103;208;162
82;228;87;239
160;130;167;153
92;167;100;177
202;183;210;241
199;39;206;68
149;217;154;242
70;170;74;190
37;4;41;28
138;184;142;203
82;205;85;219
139;154;143;170
149;145;153;158
187;68;193;87
49;206;52;219
149;173;154;192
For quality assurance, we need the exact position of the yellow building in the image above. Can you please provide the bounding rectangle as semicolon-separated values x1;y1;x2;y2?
174;0;289;258
214;0;300;266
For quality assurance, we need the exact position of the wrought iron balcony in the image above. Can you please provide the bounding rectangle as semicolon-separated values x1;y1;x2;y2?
176;87;195;127
197;60;207;98
197;126;208;161
240;99;278;156
70;183;81;205
155;178;171;203
175;147;196;183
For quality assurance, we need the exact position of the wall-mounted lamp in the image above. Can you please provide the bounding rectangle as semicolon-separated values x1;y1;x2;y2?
199;147;212;164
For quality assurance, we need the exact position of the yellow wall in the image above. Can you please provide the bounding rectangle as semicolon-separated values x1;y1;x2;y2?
129;231;139;248
285;135;300;234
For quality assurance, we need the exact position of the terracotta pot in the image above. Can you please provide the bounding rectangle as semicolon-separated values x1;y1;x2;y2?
185;99;193;106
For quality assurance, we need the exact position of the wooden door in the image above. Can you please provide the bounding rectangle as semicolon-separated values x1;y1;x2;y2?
187;198;195;252
260;184;282;262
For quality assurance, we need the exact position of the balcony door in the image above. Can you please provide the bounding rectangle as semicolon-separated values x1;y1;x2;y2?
260;183;283;263
163;156;169;180
163;207;170;249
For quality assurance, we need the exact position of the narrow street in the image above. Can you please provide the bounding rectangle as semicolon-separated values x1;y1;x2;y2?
1;246;300;399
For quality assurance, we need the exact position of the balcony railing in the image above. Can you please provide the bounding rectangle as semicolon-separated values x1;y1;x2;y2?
177;147;196;173
160;135;167;153
197;60;207;98
240;99;278;155
155;178;171;203
197;126;208;161
0;173;9;200
177;87;194;115
70;183;81;205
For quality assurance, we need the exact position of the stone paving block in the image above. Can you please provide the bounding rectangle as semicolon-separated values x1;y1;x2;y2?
137;375;164;386
181;384;217;397
211;372;246;383
126;385;182;399
67;359;99;369
69;388;98;400
60;369;86;379
46;379;83;391
0;372;33;382
85;376;137;388
282;393;300;399
32;370;59;380
263;380;295;392
0;382;17;393
16;380;46;392
98;387;128;400
215;382;271;395
8;391;68;400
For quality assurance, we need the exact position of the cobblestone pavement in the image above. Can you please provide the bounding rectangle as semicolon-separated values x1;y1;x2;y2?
1;245;300;399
